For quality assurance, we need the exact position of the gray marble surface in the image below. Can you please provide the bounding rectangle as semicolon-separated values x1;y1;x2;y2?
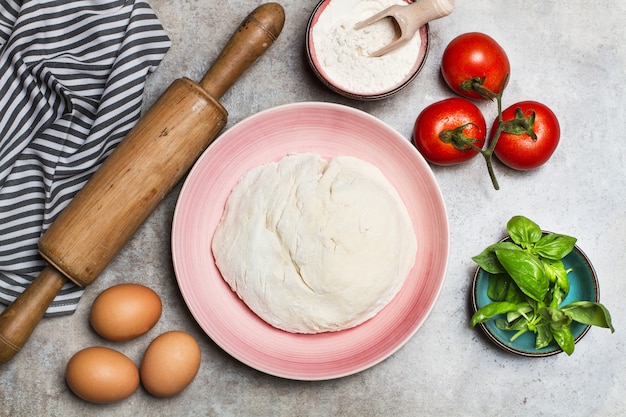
2;0;625;416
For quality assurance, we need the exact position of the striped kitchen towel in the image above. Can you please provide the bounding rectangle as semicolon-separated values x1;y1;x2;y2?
0;0;171;315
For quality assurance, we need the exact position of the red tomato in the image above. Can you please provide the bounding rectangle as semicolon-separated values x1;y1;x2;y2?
492;101;560;170
441;32;510;100
413;98;486;166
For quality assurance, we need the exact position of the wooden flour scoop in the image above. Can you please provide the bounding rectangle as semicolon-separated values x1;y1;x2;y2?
0;3;285;363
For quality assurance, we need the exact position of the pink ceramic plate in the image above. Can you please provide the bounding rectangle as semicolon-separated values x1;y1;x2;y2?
172;102;448;380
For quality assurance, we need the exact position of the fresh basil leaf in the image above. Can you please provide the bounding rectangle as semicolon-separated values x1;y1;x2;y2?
542;259;569;308
496;316;528;332
540;307;572;328
495;248;549;302
487;273;512;301
561;301;615;332
506;304;533;323
551;325;575;355
472;242;520;274
539;307;575;354
507;215;542;247
548;287;566;309
505;281;527;304
495;317;510;330
542;259;557;283
535;321;553;349
542;259;569;294
556;267;570;296
470;302;527;327
534;233;577;260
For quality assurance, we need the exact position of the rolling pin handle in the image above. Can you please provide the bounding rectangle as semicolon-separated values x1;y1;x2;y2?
0;267;67;363
199;3;285;99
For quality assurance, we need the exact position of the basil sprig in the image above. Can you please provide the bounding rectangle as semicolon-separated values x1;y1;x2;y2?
471;215;614;355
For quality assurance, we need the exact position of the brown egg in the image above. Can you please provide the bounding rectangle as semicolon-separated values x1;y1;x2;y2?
90;283;162;342
65;346;139;403
140;331;201;397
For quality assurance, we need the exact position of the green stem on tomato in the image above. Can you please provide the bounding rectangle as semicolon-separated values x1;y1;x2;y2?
439;123;485;151
468;73;510;191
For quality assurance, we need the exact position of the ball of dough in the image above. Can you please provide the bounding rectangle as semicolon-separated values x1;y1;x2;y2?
212;153;417;333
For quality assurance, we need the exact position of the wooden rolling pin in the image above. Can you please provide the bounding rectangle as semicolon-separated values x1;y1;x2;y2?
0;3;285;363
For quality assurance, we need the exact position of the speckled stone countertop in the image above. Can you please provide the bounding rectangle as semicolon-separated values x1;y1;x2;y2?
2;1;625;416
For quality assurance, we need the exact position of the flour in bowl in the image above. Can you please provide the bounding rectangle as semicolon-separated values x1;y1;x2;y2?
211;153;417;334
311;0;425;95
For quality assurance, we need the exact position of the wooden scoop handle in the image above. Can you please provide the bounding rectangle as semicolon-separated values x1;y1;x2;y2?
0;3;285;364
407;0;455;28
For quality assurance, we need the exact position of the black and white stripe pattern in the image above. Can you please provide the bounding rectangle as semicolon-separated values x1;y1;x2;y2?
0;0;170;315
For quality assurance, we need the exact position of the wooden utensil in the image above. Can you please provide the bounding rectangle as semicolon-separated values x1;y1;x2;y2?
0;2;285;363
354;0;454;57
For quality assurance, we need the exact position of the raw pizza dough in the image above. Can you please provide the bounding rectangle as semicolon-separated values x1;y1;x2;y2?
211;153;417;333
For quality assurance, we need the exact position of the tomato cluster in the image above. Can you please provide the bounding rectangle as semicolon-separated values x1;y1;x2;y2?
412;32;560;189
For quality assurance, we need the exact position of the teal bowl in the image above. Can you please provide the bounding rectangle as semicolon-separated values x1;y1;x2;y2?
471;235;599;357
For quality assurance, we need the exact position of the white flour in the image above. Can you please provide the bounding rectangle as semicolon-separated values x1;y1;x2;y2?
312;0;425;95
